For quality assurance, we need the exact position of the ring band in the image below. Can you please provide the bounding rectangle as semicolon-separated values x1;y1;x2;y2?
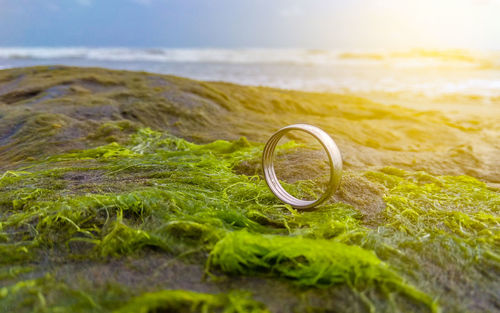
262;124;342;209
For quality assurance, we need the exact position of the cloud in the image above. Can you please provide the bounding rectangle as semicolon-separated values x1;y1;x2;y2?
279;4;303;18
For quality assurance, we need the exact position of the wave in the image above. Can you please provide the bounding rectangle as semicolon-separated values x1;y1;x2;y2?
1;47;499;98
0;47;333;64
1;47;499;68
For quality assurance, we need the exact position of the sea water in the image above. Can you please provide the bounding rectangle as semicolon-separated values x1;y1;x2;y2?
1;47;499;112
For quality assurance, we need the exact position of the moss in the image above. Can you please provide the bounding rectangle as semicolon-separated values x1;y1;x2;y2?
0;129;277;265
0;245;32;265
1;66;498;183
87;121;139;143
208;230;438;312
114;289;269;313
0;266;269;313
0;127;498;311
359;168;499;312
98;211;168;257
0;64;499;312
0;265;33;281
0;274;131;313
365;167;499;245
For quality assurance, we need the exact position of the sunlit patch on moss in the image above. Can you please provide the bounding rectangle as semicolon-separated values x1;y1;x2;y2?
365;167;499;252
361;167;499;312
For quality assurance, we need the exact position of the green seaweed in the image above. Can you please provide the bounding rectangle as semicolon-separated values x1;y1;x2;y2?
0;275;109;313
1;66;499;312
2;66;498;183
113;289;269;313
208;230;438;312
0;128;498;312
359;168;500;312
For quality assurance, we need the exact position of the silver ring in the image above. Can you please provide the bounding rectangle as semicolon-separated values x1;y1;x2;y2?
262;124;342;209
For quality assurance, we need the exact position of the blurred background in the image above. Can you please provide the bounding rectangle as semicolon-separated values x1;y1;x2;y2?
1;0;499;114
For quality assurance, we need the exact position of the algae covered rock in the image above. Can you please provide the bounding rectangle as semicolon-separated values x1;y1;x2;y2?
0;66;498;313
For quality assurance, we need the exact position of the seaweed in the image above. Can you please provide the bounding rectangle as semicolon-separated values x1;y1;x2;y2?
2;66;498;183
208;231;438;312
0;123;498;311
1;65;497;312
114;289;269;313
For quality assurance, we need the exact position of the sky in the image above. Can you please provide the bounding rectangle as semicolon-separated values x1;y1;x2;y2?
0;0;499;50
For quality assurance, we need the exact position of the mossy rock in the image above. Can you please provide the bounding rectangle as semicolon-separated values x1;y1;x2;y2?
0;67;498;313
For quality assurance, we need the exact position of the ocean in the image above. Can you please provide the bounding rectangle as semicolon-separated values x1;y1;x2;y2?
1;47;499;102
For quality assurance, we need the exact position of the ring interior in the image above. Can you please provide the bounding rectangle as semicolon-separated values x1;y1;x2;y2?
262;127;334;209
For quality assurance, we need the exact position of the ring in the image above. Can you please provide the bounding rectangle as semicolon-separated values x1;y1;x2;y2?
262;124;342;209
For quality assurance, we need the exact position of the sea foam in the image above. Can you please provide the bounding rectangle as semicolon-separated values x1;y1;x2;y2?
1;47;499;98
